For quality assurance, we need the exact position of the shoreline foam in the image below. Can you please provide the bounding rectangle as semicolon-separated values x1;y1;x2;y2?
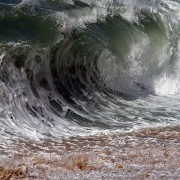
0;125;179;179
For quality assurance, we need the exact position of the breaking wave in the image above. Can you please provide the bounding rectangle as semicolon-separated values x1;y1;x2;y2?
0;0;180;139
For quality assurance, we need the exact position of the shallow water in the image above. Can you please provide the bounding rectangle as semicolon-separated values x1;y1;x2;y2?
0;126;179;179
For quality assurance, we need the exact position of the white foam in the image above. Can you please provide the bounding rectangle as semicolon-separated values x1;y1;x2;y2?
17;0;39;7
54;6;107;32
154;75;180;96
0;53;5;64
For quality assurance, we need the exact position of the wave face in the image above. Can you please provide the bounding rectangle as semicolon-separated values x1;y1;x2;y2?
0;0;180;139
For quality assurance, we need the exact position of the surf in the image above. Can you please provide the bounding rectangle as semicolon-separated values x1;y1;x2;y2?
0;0;179;139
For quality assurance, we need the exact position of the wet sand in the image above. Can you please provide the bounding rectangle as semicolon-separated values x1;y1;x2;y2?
0;125;180;179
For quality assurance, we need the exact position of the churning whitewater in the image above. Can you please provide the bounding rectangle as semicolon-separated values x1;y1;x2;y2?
0;0;180;140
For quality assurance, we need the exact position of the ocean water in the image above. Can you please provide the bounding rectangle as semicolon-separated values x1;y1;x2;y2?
0;0;180;139
0;0;180;178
